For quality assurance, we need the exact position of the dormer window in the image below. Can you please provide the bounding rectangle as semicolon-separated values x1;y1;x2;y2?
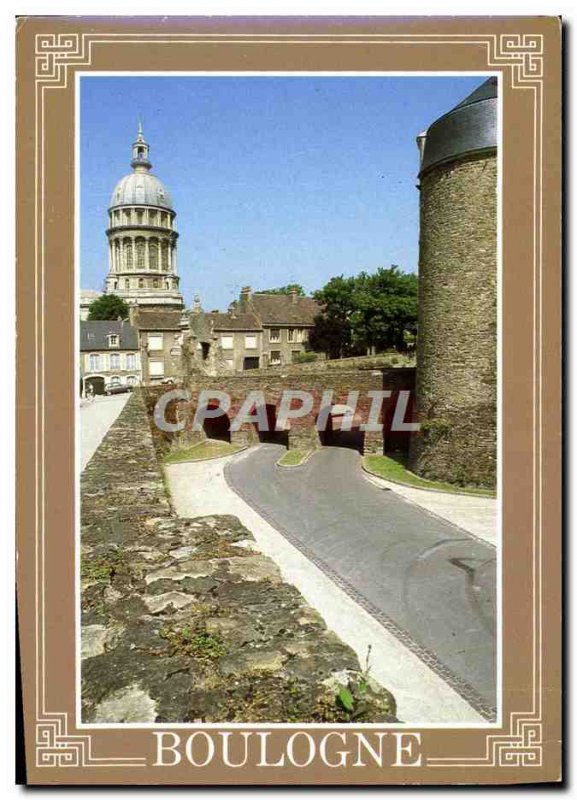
107;334;119;348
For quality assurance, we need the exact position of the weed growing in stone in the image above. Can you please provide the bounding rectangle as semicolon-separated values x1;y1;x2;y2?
81;548;130;584
159;624;226;662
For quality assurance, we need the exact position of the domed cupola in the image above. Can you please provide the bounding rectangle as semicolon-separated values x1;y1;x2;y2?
109;123;174;211
104;124;184;310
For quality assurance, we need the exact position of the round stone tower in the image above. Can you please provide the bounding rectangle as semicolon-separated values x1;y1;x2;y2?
105;124;184;309
409;77;498;488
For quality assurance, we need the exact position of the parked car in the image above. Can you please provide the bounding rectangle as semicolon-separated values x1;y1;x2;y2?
105;384;132;396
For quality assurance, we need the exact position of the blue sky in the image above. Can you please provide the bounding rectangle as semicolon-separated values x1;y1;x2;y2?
80;74;487;310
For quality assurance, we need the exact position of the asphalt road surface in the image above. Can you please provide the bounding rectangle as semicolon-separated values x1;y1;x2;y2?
225;444;497;716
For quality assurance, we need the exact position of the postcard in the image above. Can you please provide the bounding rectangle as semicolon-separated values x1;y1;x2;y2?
16;15;562;785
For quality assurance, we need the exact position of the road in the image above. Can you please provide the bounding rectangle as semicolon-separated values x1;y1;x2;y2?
225;444;497;716
80;394;130;472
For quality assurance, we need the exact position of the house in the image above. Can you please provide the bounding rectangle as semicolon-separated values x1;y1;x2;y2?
198;287;320;372
130;308;187;384
80;319;142;395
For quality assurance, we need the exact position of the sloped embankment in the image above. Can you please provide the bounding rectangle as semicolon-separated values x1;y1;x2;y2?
81;391;397;723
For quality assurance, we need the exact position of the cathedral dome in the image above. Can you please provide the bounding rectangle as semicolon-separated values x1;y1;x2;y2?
110;172;173;210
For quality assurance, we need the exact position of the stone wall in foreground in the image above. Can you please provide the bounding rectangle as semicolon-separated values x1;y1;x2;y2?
81;392;397;723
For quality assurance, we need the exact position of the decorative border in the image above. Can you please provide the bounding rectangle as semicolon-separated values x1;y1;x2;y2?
32;30;544;770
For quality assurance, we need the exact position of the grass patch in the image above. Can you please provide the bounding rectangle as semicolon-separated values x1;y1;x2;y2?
159;625;226;661
363;453;496;497
81;548;131;584
277;449;312;467
163;440;244;464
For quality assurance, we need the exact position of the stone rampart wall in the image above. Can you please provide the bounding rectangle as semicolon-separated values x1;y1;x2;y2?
409;153;497;488
80;392;397;723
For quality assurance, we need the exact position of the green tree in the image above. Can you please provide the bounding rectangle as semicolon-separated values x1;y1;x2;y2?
309;275;360;359
350;267;418;353
309;267;417;358
255;283;306;296
87;294;130;321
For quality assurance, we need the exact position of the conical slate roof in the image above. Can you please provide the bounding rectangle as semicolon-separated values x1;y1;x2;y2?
419;77;497;174
454;76;498;109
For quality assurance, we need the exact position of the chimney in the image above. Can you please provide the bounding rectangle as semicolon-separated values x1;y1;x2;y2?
239;286;252;311
290;287;298;304
128;305;139;326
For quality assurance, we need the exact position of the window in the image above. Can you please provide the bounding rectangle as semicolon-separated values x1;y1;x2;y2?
138;278;144;288
269;329;280;343
291;351;301;363
107;334;119;348
149;360;164;377
125;279;130;289
110;376;121;387
126;375;137;386
110;353;120;370
126;353;136;369
162;242;169;270
148;335;163;351
287;329;296;343
125;241;133;270
270;351;281;366
245;335;257;349
301;329;309;341
225;359;234;370
136;210;144;225
220;335;234;350
136;239;145;269
89;354;100;371
149;240;159;270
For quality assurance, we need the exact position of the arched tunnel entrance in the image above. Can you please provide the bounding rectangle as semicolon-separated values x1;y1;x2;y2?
320;404;366;452
259;403;289;446
202;401;231;443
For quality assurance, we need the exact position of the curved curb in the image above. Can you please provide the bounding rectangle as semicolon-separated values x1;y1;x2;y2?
164;444;248;466
275;449;316;469
360;460;495;499
222;454;495;722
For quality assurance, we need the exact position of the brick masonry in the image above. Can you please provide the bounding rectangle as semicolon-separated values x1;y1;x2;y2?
151;367;416;456
409;153;497;488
